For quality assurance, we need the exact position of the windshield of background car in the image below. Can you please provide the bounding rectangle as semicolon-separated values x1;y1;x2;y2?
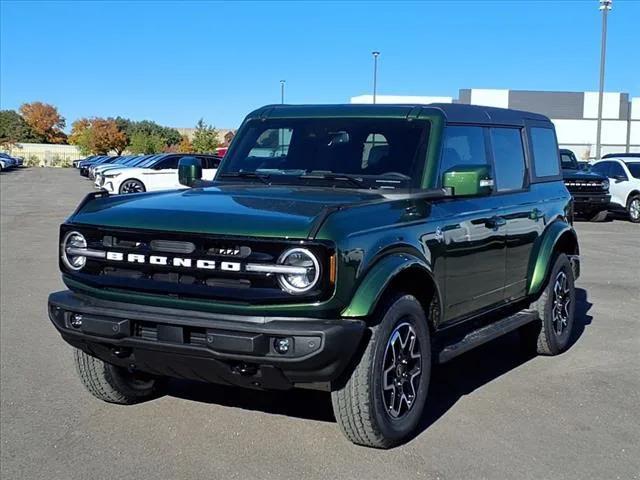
218;118;430;189
625;162;640;179
560;152;578;169
137;155;164;168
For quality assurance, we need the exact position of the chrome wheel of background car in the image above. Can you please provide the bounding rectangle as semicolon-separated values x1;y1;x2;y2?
120;179;145;194
629;198;640;221
551;271;571;336
382;321;422;419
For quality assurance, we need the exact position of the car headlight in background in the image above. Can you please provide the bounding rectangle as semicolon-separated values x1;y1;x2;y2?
602;179;610;191
277;248;320;294
61;231;88;270
104;172;121;178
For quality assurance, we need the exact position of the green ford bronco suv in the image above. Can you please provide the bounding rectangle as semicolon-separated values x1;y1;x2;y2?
49;104;580;448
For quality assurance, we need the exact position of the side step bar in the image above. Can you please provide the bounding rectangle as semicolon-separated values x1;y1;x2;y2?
437;309;539;363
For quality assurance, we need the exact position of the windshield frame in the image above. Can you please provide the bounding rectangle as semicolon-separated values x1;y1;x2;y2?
216;117;431;190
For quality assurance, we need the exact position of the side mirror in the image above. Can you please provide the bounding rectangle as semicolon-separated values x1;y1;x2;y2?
443;165;494;197
178;156;202;187
613;175;627;183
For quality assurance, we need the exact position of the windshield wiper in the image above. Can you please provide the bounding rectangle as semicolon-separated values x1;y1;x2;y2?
298;171;365;188
219;171;271;185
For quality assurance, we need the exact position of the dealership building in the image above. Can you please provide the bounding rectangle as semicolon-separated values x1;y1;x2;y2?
351;88;639;160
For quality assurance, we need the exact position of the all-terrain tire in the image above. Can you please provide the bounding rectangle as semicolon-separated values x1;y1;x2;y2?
588;210;608;222
73;348;164;404
331;294;431;448
523;253;576;356
627;195;640;223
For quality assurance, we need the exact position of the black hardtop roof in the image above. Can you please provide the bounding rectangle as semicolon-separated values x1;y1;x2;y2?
248;103;551;126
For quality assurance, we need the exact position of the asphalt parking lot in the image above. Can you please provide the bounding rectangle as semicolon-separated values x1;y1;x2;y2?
1;167;639;480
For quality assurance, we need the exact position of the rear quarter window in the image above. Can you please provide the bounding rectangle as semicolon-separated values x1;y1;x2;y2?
530;127;560;178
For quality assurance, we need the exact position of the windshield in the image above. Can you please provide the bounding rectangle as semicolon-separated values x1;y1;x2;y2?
218;118;429;189
626;162;640;179
138;155;163;168
560;152;578;170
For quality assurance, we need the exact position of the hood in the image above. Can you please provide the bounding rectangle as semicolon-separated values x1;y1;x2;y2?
70;184;385;238
562;168;606;181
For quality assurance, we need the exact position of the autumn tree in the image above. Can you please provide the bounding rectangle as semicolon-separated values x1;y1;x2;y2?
177;135;193;153
68;118;127;154
192;119;218;153
19;102;67;144
0;110;42;145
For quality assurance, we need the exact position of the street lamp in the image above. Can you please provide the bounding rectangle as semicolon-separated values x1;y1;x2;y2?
372;51;380;104
595;0;612;160
280;80;286;104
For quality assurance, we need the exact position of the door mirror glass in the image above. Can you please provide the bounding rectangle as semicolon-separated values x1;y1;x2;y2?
442;165;494;197
178;156;202;187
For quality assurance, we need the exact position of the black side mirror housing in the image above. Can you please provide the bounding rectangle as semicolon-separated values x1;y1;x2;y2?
178;156;202;187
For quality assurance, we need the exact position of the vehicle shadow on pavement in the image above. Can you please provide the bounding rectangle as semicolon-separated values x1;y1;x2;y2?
414;287;593;440
165;289;593;433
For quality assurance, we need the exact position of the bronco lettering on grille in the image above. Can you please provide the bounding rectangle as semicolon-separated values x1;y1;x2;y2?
105;251;242;271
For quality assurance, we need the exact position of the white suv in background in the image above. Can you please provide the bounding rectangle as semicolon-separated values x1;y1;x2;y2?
591;157;640;223
98;153;221;195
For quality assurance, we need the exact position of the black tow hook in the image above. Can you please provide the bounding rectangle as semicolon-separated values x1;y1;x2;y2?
232;363;258;376
112;347;132;358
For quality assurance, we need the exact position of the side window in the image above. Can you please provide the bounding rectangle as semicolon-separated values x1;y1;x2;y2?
361;133;389;169
591;162;610;177
609;162;627;180
440;126;488;176
156;157;179;170
490;128;526;192
530;127;560;178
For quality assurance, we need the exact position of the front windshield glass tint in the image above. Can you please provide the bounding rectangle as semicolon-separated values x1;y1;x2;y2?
560;153;577;169
220;118;429;188
626;162;640;179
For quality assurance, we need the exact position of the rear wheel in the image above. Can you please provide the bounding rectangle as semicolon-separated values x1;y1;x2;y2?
331;294;431;448
627;195;640;223
119;178;146;194
73;348;164;404
522;253;576;356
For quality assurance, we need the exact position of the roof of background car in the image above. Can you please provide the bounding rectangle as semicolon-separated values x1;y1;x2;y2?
246;103;550;125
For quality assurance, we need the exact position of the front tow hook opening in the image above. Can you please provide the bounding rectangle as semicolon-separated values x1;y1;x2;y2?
112;347;132;359
231;362;258;377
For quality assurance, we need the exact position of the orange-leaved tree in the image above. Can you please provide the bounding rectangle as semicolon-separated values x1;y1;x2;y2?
19;102;67;144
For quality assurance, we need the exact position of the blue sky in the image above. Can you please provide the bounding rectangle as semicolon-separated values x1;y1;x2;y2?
1;0;638;130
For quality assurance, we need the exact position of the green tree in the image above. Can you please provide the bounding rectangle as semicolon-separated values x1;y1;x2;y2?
191;119;218;153
128;131;166;154
118;119;181;150
0;110;43;145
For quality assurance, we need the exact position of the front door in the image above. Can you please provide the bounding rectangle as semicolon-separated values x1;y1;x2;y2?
435;125;506;323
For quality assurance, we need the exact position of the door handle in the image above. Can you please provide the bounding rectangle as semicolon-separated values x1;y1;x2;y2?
485;216;506;229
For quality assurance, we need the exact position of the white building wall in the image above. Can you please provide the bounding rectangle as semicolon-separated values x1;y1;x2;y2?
469;89;509;108
583;91;621;119
350;95;453;104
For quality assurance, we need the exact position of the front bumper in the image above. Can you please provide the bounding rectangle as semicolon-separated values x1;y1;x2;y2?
48;290;366;391
570;192;610;213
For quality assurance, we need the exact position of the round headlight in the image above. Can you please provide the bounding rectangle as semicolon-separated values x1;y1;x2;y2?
602;179;610;190
61;231;87;271
277;248;320;294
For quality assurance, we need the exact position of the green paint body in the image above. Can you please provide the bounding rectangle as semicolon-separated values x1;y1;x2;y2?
63;105;578;328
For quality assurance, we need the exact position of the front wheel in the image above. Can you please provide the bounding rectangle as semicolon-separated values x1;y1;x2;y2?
627;195;640;223
73;348;165;404
588;209;608;222
331;294;431;448
119;178;146;194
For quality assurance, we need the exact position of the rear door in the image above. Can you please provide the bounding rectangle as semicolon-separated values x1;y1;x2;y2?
488;126;542;302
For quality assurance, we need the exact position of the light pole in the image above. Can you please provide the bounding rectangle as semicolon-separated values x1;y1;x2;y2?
372;51;380;104
280;80;286;104
595;0;612;160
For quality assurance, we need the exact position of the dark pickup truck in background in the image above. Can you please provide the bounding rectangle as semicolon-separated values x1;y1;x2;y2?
560;148;610;222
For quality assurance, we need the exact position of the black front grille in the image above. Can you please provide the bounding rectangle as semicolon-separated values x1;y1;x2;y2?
564;180;606;193
62;225;334;304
